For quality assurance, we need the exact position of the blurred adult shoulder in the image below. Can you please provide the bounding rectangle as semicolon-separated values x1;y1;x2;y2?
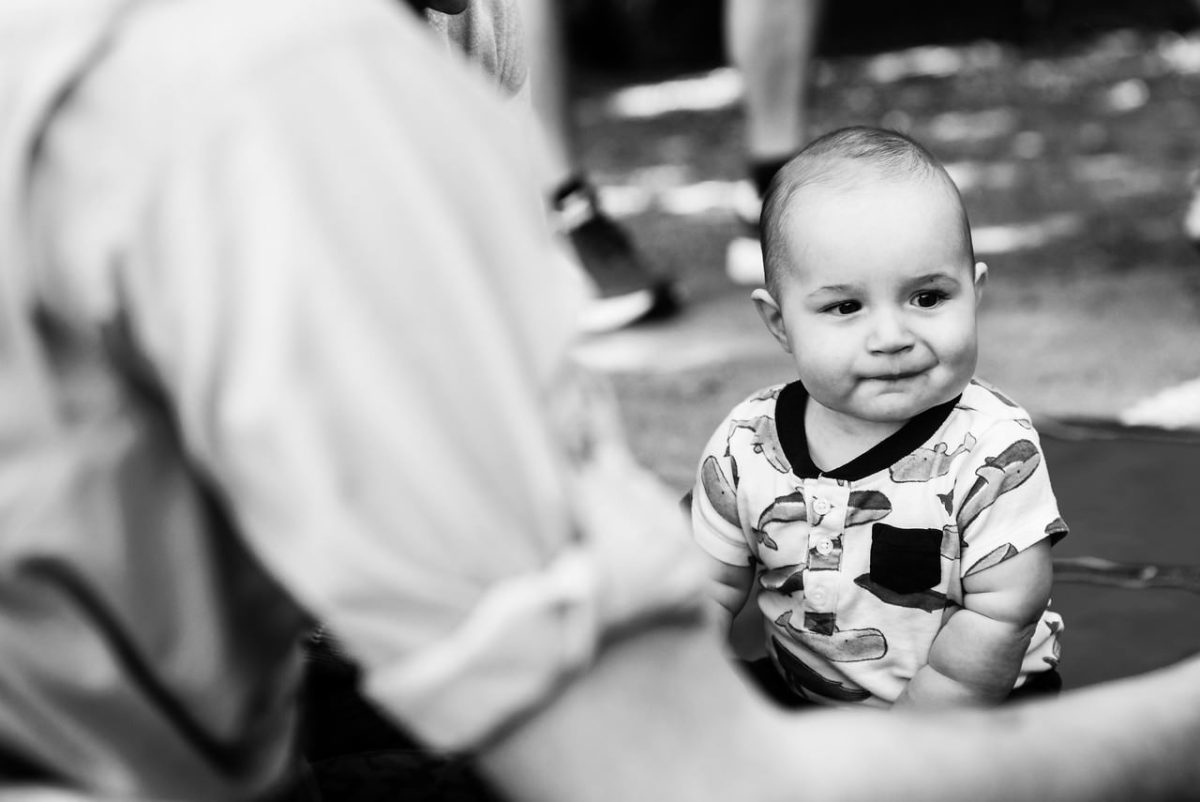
82;0;445;122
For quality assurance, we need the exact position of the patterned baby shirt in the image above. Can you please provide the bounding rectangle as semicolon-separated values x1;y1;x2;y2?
691;379;1067;706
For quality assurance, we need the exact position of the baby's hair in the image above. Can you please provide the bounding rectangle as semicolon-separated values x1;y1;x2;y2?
760;126;972;298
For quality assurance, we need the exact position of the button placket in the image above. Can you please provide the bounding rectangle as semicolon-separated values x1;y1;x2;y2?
802;478;847;614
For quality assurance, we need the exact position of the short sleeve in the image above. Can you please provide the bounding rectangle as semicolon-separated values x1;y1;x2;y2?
691;414;753;567
953;419;1068;577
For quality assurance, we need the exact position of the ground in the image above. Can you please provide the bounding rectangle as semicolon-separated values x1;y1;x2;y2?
565;21;1200;688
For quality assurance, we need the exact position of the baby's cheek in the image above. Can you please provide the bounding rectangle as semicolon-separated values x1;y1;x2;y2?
951;340;980;377
934;327;977;368
797;359;852;399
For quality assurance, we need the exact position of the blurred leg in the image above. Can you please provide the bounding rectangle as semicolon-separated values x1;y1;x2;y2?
725;0;824;284
516;0;680;331
1185;0;1200;249
728;0;823;178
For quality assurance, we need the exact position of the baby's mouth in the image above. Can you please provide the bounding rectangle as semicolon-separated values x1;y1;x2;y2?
866;367;929;382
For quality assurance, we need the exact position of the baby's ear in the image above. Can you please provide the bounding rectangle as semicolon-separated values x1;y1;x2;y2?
974;261;988;289
751;289;791;354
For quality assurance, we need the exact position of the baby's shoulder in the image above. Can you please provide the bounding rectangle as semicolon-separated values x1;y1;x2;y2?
729;382;789;415
710;383;790;426
938;380;1049;484
701;382;790;459
954;379;1037;432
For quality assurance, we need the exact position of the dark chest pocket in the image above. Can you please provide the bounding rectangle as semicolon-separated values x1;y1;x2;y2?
870;524;943;593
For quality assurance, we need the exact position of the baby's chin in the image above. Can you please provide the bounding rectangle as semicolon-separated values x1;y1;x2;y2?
847;386;961;423
851;401;928;425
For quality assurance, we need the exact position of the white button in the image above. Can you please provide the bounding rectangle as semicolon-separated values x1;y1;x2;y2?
815;537;834;556
808;588;827;606
812;497;832;515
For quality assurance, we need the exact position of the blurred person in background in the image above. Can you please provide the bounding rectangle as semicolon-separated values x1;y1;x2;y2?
515;0;825;289
725;0;825;285
1181;0;1200;257
3;1;1200;801
516;0;683;332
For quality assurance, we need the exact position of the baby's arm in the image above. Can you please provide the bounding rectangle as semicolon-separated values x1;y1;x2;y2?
702;556;754;638
690;479;754;636
689;420;756;638
894;538;1053;707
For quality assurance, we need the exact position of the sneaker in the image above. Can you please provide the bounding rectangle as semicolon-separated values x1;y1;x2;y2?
552;176;680;333
725;179;766;286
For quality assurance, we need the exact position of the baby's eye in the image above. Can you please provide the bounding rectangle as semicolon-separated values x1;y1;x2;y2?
822;300;862;315
912;290;948;309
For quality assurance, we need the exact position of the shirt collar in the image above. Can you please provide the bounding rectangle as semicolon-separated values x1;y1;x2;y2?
774;381;960;481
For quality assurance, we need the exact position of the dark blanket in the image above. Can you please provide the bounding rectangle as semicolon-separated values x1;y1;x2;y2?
1038;419;1200;688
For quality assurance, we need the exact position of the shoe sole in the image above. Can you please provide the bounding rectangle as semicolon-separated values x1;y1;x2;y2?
579;288;656;334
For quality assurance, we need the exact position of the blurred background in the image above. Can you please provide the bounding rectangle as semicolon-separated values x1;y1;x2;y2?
557;0;1200;490
543;0;1200;690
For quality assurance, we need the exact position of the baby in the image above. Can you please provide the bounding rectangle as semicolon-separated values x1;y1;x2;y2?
691;126;1066;707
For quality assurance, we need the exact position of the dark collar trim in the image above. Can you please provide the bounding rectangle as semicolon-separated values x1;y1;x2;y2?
774;381;960;481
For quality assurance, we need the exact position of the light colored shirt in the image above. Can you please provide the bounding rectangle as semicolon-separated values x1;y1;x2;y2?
1;0;701;797
692;379;1066;705
426;0;529;99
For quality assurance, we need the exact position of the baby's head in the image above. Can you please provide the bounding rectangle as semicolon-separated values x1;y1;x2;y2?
753;126;987;427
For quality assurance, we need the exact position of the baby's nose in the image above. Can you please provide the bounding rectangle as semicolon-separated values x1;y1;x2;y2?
866;310;916;353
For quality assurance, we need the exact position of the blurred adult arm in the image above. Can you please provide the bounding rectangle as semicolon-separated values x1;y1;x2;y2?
481;620;1200;802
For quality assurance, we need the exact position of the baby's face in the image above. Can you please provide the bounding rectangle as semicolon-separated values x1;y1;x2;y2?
770;176;981;427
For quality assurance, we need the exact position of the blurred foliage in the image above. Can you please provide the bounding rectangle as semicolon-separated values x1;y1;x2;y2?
565;0;1200;70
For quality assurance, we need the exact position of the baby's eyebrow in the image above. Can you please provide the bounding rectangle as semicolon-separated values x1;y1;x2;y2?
911;272;962;287
807;283;857;297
